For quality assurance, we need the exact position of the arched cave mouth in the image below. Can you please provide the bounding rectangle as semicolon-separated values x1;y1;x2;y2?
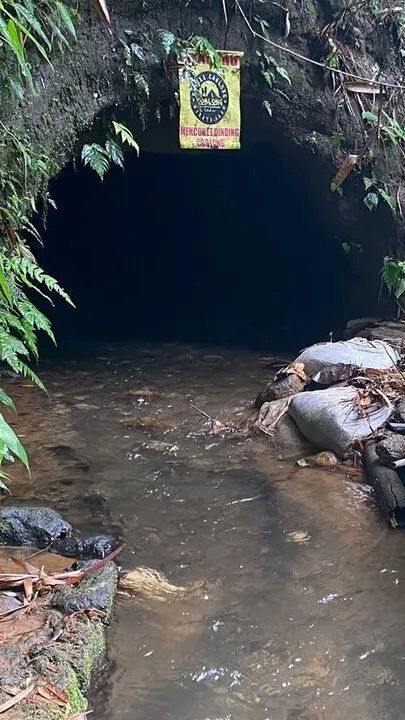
39;138;353;354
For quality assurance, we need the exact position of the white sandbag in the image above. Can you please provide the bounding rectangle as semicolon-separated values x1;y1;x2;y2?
289;386;392;458
294;338;398;377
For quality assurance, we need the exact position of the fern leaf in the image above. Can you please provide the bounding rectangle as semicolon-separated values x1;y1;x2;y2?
0;413;29;469
17;361;46;392
9;257;74;306
81;143;110;180
55;1;76;38
0;389;15;412
105;139;124;169
112;122;140;155
158;29;176;57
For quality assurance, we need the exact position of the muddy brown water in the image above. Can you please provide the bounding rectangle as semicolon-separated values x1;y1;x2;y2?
4;342;405;720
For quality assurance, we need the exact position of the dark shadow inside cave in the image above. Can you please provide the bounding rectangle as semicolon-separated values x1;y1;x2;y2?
39;141;352;353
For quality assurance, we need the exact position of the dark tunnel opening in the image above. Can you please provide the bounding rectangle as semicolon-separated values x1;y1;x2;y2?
38;141;352;354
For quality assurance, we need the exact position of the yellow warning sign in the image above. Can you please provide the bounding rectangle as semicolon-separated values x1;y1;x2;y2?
179;51;243;150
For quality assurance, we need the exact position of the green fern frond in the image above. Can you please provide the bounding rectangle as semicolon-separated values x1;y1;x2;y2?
81;143;110;180
8;256;74;306
112;122;140;155
105;139;124;169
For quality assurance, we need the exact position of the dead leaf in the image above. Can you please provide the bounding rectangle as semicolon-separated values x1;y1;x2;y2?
35;683;68;707
90;0;110;24
23;577;33;601
0;684;35;713
287;362;309;382
344;82;383;94
331;154;361;190
312;363;359;386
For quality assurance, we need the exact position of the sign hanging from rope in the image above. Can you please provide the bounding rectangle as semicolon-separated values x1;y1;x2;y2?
178;51;243;150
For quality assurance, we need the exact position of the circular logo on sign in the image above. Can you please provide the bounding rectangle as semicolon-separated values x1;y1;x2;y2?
190;71;229;125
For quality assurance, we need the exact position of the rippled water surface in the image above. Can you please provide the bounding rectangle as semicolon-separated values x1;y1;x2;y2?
6;342;405;720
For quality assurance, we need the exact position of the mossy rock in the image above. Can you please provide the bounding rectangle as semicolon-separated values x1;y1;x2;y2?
22;618;107;720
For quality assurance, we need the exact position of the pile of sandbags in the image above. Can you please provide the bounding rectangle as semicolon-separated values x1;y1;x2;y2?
254;338;399;460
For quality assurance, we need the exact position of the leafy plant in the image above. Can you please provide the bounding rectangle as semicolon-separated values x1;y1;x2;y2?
363;176;397;214
112;122;140;154
81;144;110;180
257;49;291;89
0;0;76;100
381;257;405;316
157;29;223;71
81;123;138;180
362;110;405;145
331;129;344;150
120;39;150;128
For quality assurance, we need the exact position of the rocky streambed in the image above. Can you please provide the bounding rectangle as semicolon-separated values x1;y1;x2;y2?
1;341;405;720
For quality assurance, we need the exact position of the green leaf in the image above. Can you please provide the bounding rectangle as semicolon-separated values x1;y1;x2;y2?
276;65;291;85
2;8;51;65
13;3;51;50
6;18;26;69
105;139;124;169
55;2;76;38
81;143;110;180
363;176;375;191
158;29;176;57
0;413;28;469
378;187;397;215
364;191;379;211
395;277;405;299
191;36;222;70
0;389;15;412
262;69;274;88
362;111;378;124
112;122;140;155
8;75;24;100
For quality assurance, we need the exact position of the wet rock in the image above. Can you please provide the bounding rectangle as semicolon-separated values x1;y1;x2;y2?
52;562;118;616
0;506;72;548
255;374;305;408
0;507;115;560
375;431;405;467
53;533;116;560
0;645;30;687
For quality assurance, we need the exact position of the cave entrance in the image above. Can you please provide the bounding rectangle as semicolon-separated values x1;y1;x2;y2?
39;139;351;352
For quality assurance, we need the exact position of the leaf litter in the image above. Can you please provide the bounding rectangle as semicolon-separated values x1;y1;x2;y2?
0;545;123;715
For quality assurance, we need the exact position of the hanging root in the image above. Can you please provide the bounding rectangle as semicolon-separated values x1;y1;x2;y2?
118;566;205;602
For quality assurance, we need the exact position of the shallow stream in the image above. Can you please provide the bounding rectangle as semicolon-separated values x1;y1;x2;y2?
6;342;405;720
